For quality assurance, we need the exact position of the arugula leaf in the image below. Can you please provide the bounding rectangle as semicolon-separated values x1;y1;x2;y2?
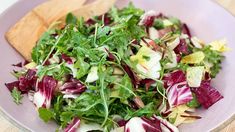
124;103;158;120
11;87;23;105
32;32;56;64
118;2;144;18
74;57;90;79
113;74;134;102
60;111;74;125
66;13;78;25
98;66;109;126
38;107;54;122
37;63;69;80
187;93;200;108
154;19;164;30
110;6;119;22
194;45;224;78
24;2;226;131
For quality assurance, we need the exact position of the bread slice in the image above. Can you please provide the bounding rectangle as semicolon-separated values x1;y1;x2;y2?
5;0;86;61
5;11;47;61
33;0;86;25
59;0;117;22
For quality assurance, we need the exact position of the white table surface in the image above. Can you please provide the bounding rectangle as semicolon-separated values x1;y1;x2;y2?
0;0;18;14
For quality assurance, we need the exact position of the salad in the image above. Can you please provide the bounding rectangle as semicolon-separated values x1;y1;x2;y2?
5;3;229;132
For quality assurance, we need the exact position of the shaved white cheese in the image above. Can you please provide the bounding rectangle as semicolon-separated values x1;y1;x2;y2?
181;51;205;64
209;39;230;52
85;66;99;83
168;105;197;126
167;37;180;50
24;62;37;69
191;37;203;48
131;46;162;79
65;63;77;78
163;19;173;27
186;66;204;87
76;121;103;132
165;50;177;69
149;27;159;40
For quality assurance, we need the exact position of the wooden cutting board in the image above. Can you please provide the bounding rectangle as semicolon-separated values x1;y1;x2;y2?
0;0;235;132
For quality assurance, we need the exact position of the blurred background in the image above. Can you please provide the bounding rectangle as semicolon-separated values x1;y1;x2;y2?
0;0;234;131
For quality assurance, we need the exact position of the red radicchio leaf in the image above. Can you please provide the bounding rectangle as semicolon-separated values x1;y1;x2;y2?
132;39;139;45
12;60;29;67
156;13;164;18
12;62;23;67
64;117;80;132
121;63;140;89
105;48;116;61
140;79;156;91
204;72;211;81
98;13;112;25
156;13;168;19
176;54;182;63
129;100;139;110
141;117;161;132
166;81;193;107
191;80;223;109
60;78;86;95
5;81;20;91
139;11;157;27
174;39;189;55
164;70;193;107
117;120;128;127
163;70;186;88
182;23;191;38
143;16;155;27
61;54;73;64
158;101;171;117
154;116;178;132
33;76;57;109
18;69;37;93
24;60;30;66
86;18;96;25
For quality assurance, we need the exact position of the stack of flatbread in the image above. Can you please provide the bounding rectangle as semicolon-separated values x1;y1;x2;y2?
5;0;117;61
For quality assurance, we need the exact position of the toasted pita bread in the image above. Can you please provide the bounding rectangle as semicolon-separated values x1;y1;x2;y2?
5;0;86;61
33;0;87;26
60;0;117;22
6;11;47;61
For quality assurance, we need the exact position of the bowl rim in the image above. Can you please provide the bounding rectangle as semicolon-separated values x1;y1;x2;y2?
0;0;234;131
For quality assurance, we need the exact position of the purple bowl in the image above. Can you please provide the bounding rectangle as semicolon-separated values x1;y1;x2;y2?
0;0;235;131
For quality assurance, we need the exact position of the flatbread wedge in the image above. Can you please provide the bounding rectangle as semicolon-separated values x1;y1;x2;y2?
59;0;117;22
5;0;86;61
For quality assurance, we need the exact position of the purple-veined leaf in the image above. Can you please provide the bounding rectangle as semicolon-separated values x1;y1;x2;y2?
33;76;57;109
191;80;223;109
64;117;80;132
